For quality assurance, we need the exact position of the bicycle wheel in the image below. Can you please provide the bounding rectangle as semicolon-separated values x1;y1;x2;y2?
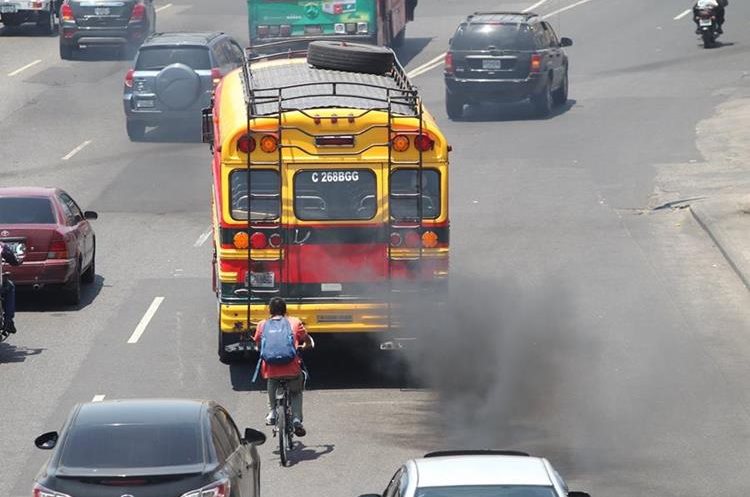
277;403;288;466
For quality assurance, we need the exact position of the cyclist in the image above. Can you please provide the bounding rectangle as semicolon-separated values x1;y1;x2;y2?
253;297;313;436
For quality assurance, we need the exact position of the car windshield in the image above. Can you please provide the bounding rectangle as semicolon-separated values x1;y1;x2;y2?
451;23;536;50
417;485;558;497
60;422;203;469
294;169;377;221
135;47;211;70
0;197;55;224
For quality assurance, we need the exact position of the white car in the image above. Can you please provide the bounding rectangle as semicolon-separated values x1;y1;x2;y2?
361;451;591;497
0;0;59;34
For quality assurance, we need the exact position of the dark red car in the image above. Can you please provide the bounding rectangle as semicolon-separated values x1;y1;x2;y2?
0;187;97;305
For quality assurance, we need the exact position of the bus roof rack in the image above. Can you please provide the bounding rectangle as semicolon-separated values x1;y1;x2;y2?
424;450;532;458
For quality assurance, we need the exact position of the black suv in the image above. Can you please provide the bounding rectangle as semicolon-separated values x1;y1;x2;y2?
444;12;572;119
123;32;246;141
59;0;156;59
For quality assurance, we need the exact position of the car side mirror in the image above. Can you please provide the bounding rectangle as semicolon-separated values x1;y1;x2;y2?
84;211;98;220
560;37;573;47
569;492;591;497
243;428;266;445
35;431;59;450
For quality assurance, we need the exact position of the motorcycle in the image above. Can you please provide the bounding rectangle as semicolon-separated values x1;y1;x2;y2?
696;9;720;48
1;241;25;342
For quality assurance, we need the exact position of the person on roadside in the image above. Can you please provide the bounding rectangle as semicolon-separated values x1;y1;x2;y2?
693;0;727;34
253;297;313;437
1;242;21;336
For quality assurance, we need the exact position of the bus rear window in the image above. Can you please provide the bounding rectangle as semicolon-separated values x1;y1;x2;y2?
230;170;280;221
390;169;440;219
294;170;376;221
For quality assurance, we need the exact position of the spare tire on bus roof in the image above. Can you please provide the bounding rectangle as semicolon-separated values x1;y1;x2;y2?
307;41;395;75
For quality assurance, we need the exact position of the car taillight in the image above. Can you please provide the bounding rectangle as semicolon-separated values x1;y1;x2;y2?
47;239;68;259
129;3;145;21
180;479;230;497
33;483;72;497
211;68;222;87
60;3;74;22
124;68;134;88
530;54;542;73
444;51;454;75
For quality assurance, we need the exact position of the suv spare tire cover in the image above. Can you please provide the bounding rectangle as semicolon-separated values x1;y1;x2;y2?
307;41;395;75
155;63;201;110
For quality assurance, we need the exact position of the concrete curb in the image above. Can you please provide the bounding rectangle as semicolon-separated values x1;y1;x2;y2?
690;203;750;292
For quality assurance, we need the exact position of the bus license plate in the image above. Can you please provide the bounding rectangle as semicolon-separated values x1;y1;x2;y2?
0;4;18;13
249;272;275;288
482;59;502;70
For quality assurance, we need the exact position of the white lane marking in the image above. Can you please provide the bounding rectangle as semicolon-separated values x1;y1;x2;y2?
155;3;172;12
61;140;92;161
543;0;598;17
523;0;551;12
194;227;213;247
408;59;444;78
406;53;446;78
92;394;106;402
674;8;692;20
127;297;165;344
8;59;42;77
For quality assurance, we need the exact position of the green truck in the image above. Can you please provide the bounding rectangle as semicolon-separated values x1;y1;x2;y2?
247;0;417;49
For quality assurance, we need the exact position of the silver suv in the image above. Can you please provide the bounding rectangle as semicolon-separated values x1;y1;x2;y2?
123;32;246;141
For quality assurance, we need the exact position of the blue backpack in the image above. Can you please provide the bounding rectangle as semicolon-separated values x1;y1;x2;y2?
259;318;297;365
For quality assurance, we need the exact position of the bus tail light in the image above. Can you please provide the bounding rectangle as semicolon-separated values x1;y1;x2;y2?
421;231;439;248
250;232;268;250
390;232;402;247
237;134;256;153
391;135;410;152
233;232;249;249
268;233;282;248
259;135;278;153
414;134;435;152
404;231;421;248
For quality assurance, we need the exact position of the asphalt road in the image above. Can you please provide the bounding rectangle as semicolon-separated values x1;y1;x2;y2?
2;1;750;496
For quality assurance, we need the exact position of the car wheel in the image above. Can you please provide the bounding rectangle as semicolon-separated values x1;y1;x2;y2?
62;262;82;306
60;43;74;60
37;9;56;35
445;90;464;120
531;79;552;117
307;41;395;75
552;69;569;106
127;120;146;141
81;246;95;284
1;14;22;26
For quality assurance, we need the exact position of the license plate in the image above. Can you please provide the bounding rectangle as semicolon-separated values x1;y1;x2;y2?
699;19;712;26
0;4;18;13
482;59;503;70
94;7;110;15
135;99;154;108
249;272;275;288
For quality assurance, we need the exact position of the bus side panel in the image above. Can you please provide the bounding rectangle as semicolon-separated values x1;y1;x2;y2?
285;243;388;283
386;0;406;40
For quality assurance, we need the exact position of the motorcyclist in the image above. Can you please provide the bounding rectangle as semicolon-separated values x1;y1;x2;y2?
1;242;21;336
693;0;727;34
253;297;313;437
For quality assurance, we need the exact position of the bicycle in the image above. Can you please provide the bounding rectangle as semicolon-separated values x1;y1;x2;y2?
271;336;314;467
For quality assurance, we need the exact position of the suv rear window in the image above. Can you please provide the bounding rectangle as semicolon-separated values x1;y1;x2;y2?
0;197;55;224
294;170;377;221
61;423;203;469
451;23;536;51
135;47;211;70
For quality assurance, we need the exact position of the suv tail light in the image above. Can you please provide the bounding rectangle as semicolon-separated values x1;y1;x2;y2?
180;479;230;497
530;54;542;73
47;237;68;260
60;3;74;22
444;51;454;75
211;68;222;87
129;3;146;21
124;68;135;88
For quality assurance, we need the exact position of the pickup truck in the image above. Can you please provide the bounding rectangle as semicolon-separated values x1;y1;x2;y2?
0;0;60;34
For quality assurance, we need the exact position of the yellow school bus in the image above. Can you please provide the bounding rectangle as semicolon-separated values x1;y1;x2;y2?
203;42;449;362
